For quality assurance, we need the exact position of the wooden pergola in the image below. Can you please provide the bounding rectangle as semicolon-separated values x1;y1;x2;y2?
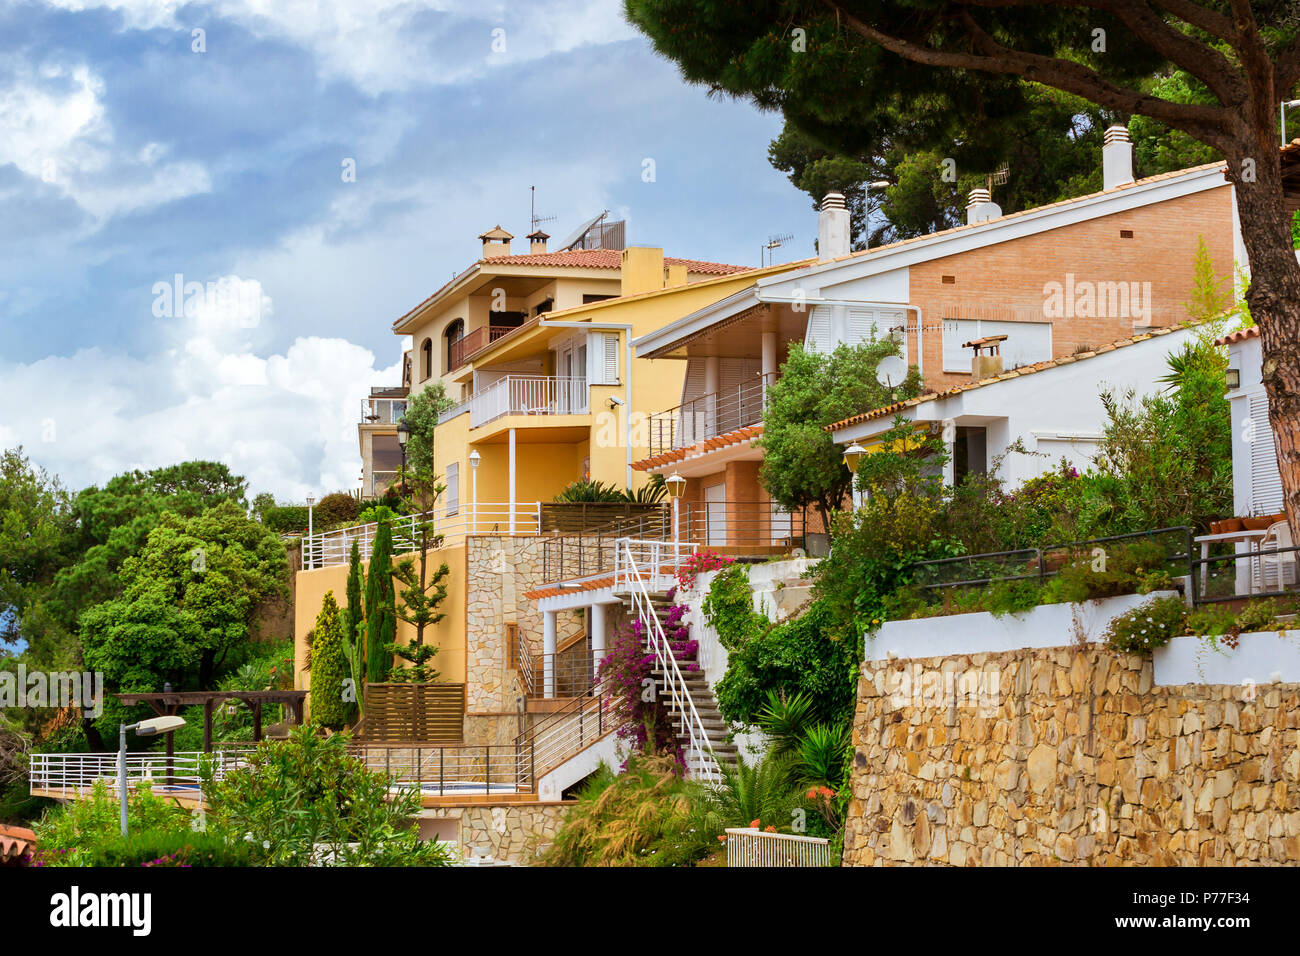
115;690;307;754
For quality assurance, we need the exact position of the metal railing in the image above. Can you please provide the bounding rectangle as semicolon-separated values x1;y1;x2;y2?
28;751;248;802
647;373;773;458
360;397;407;425
616;538;718;783
302;502;543;569
514;680;612;779
724;828;834;867
908;527;1194;596
1191;540;1300;605
518;646;600;699
541;509;672;583
470;375;588;428
449;325;518;370
348;744;531;795
676;500;824;553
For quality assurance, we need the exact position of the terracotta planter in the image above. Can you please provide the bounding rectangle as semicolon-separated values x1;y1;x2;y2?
1221;517;1245;532
1243;516;1274;531
1208;520;1224;535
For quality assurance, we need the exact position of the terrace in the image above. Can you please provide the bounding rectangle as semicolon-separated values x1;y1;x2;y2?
647;373;772;458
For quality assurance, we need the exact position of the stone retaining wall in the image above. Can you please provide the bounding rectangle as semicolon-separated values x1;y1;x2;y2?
845;645;1300;866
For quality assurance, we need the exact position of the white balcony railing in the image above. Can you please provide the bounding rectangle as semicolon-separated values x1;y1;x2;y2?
29;750;250;802
470;375;588;429
301;502;543;569
361;397;407;425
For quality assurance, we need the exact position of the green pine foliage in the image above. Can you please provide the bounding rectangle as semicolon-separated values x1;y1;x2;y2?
309;591;352;729
343;539;366;699
363;519;396;684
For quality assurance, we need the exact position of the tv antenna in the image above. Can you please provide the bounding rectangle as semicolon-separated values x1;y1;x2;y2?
762;233;794;267
987;162;1010;192
529;186;557;234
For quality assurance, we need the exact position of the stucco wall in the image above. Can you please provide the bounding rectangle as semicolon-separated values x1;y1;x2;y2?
845;644;1300;866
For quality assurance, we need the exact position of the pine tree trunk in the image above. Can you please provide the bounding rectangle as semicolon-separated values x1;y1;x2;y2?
1225;126;1300;543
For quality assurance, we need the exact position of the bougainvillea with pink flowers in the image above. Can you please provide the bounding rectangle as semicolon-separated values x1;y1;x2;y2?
674;550;735;591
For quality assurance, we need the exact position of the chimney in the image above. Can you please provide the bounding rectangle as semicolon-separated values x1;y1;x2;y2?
965;334;1006;378
818;192;851;261
478;225;514;259
620;247;665;297
527;230;549;254
664;262;688;288
1103;125;1134;190
965;188;1002;225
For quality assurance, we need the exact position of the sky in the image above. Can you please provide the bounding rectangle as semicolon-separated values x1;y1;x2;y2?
0;0;814;501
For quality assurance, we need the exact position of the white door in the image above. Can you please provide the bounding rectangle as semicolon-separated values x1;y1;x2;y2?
704;483;726;548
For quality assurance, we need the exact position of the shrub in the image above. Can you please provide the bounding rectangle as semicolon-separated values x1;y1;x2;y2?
701;564;764;651
309;591;353;729
263;505;309;533
797;723;851;790
77;830;257;867
1104;595;1188;653
34;780;192;866
314;492;360;528
755;689;815;756
676;550;734;591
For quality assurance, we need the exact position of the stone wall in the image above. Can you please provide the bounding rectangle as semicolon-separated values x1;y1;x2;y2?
420;803;570;864
845;645;1300;866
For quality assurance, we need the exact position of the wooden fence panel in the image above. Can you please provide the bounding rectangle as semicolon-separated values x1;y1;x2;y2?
360;683;464;743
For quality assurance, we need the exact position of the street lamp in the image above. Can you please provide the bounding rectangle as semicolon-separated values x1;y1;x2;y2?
469;449;481;533
118;715;186;836
842;442;867;511
306;495;315;537
396;418;411;492
666;472;686;545
865;180;892;249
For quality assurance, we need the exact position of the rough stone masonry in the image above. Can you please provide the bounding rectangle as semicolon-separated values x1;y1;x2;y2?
845;645;1300;866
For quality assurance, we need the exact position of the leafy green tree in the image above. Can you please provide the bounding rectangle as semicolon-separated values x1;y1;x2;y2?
363;519;396;684
79;501;289;732
759;339;921;528
308;591;352;729
625;0;1300;538
403;382;455;478
388;472;449;683
0;448;75;653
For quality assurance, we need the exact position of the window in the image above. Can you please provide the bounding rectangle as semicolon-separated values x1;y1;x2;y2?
445;462;460;516
420;339;433;380
583;294;616;304
444;319;464;373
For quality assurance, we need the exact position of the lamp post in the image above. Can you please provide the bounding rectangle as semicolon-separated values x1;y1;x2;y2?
842;443;867;511
666;472;686;547
306;495;315;537
469;449;481;533
396;417;411;494
864;180;892;249
118;715;186;836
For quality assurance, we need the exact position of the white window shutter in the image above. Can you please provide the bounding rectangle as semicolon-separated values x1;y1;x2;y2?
1248;392;1284;513
681;359;708;404
805;306;831;353
445;462;460;516
846;308;876;345
597;332;618;384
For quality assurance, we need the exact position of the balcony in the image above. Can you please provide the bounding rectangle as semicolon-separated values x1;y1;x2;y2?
647;373;772;458
450;325;519;371
470;375;588;429
360;397;407;425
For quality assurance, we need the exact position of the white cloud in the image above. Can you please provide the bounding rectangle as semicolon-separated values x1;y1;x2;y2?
0;55;211;219
2;278;400;500
39;0;638;94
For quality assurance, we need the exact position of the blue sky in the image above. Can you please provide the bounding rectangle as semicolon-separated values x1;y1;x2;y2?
0;0;813;499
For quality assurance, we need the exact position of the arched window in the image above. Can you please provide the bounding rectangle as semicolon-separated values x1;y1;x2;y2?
444;319;465;373
420;338;433;380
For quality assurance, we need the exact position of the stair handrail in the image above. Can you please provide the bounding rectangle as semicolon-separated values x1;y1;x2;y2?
513;680;611;779
615;537;720;783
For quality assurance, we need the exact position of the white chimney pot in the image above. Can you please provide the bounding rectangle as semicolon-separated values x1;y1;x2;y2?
1103;125;1134;190
966;188;1002;225
818;192;851;261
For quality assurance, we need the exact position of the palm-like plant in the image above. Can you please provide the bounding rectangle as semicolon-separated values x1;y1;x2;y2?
755;689;815;756
708;751;802;832
797;723;851;789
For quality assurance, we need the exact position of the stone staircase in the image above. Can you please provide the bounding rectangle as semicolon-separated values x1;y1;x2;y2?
625;593;737;776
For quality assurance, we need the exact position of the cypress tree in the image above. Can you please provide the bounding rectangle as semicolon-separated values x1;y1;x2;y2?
364;519;396;684
343;539;365;692
310;591;351;729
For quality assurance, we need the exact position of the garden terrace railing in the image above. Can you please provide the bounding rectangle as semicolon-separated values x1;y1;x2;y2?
449;324;518;370
647;373;773;458
724;828;834;867
540;509;673;583
517;646;600;699
1190;540;1300;606
360;397;407;425
908;526;1195;597
28;750;248;803
348;744;531;795
513;679;613;779
616;537;719;782
301;502;542;569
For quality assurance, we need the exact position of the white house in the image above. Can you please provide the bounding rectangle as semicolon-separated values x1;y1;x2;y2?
828;324;1203;488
